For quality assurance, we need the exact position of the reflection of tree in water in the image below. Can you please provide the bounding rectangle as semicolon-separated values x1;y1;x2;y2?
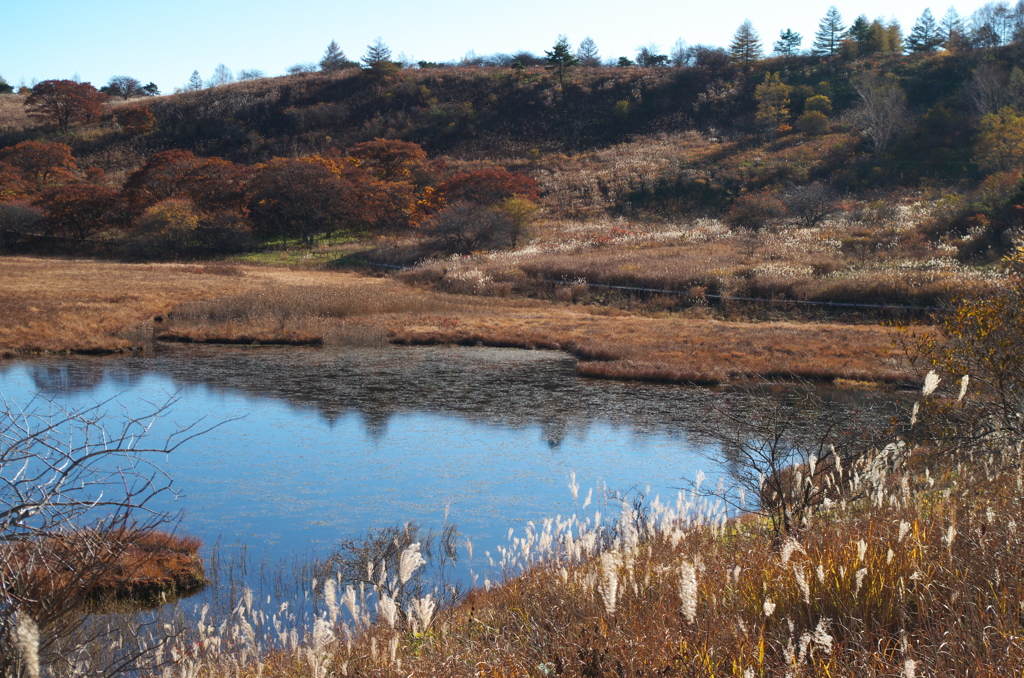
5;345;895;444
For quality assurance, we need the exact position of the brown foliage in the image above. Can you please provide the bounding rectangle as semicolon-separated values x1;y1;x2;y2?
114;106;156;135
122;150;248;216
725;190;787;230
436;168;540;206
25;79;107;133
0;161;30;200
0;140;76;190
247;156;371;243
37;183;119;241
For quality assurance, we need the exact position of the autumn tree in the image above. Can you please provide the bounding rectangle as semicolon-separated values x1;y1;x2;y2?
813;6;846;56
0;141;76;190
976;107;1024;172
545;35;579;84
576;36;601;66
37;183;119;242
729;20;764;65
0;162;30;201
247;156;370;244
436;169;539;207
347;138;426;182
754;72;791;137
121;150;248;216
907;9;944;51
25;80;107;133
773;29;803;56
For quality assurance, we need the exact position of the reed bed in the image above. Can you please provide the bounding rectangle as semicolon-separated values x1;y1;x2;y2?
114;412;1024;677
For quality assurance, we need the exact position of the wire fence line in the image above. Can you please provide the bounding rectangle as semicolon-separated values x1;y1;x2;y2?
368;261;944;313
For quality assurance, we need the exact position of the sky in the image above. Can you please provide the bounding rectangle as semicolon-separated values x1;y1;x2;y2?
1;0;978;93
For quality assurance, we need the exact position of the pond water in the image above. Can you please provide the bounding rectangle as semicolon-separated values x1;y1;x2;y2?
0;344;725;591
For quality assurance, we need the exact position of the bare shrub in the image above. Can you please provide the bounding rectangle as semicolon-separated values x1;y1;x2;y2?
782;181;840;228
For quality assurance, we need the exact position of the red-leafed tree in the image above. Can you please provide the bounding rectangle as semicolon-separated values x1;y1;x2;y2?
25;80;108;133
37;183;119;242
436;169;540;207
0;141;77;190
121;150;248;215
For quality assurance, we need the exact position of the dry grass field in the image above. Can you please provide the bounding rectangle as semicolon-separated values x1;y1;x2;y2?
0;256;920;384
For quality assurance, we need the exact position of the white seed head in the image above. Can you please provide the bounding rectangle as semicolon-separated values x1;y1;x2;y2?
922;371;940;397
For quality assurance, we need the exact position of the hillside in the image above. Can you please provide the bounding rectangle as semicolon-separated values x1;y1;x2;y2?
2;46;1024;324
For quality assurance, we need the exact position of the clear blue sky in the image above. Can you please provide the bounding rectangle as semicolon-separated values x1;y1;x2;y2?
2;0;976;92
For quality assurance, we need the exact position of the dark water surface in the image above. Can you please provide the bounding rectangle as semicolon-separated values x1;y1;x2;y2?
0;344;718;572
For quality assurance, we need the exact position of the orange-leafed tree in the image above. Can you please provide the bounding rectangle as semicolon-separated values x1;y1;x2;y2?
0;141;77;191
25;80;108;133
115;106;157;135
37;183;119;242
0;162;30;201
348;138;427;182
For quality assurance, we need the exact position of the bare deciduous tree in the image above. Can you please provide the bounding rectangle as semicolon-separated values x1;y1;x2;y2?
851;72;908;157
0;396;206;678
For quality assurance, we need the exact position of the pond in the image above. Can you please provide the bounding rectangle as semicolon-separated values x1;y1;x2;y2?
0;344;728;597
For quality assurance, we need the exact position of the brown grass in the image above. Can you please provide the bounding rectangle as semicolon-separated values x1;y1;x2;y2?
0;256;924;384
0;94;35;138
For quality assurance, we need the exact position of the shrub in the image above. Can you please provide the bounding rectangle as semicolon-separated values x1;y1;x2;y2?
114;106;156;135
0;200;43;251
803;94;833;115
724;191;787;231
795;110;829;135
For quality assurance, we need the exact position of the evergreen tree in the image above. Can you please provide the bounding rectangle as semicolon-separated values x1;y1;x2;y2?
848;15;872;47
773;29;803;55
320;40;350;72
362;37;393;68
755;71;792;137
185;70;203;92
636;43;669;67
576;36;600;67
813;6;846;56
908;9;944;51
729;20;764;65
941;7;967;51
545;35;579;83
0;75;12;95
